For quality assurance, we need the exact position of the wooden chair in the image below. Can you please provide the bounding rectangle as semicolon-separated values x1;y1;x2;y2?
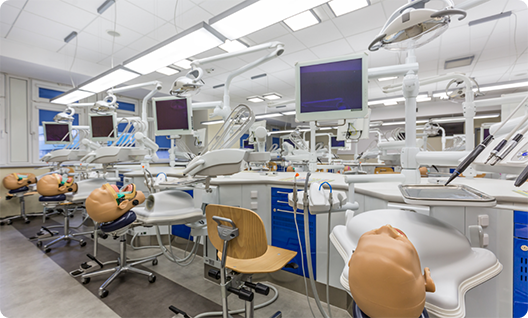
205;204;297;318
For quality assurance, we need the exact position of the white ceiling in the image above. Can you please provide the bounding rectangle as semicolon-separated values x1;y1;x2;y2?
1;0;527;122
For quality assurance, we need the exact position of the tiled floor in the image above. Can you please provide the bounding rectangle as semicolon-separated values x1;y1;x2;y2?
0;214;352;318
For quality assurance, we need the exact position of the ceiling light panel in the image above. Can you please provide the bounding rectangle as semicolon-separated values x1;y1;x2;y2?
480;81;528;92
123;22;225;75
156;66;181;76
79;66;140;93
219;39;249;53
282;111;296;115
378;76;398;82
444;55;474;69
283;10;320;32
247;96;265;103
328;0;370;17
173;59;193;70
202;120;225;125
51;89;95;105
255;113;284;119
209;0;331;40
263;92;282;100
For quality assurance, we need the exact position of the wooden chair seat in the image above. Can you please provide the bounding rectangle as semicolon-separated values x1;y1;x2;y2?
218;245;297;274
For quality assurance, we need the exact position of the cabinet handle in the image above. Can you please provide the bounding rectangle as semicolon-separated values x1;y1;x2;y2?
277;200;289;204
276;209;302;214
276;191;291;195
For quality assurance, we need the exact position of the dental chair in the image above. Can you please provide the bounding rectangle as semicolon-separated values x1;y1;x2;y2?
330;209;503;318
35;174;88;253
173;204;297;318
1;173;39;225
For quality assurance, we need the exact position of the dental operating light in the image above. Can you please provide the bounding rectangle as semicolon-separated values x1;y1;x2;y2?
123;22;225;75
368;0;466;52
79;66;141;94
209;0;331;40
51;89;94;105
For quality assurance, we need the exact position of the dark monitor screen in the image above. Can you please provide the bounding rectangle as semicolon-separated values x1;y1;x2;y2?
300;58;363;114
44;123;70;143
243;139;254;149
91;115;116;139
331;136;345;148
154;97;191;135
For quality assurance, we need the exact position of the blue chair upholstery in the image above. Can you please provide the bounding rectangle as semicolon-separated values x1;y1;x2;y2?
100;211;136;233
352;301;429;318
39;194;67;202
9;186;29;194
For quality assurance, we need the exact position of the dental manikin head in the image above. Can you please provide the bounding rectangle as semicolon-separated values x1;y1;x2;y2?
85;183;145;223
3;173;37;190
36;173;78;196
348;225;436;318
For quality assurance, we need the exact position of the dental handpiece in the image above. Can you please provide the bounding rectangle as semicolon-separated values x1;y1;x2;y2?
490;133;524;166
445;135;493;186
514;164;528;187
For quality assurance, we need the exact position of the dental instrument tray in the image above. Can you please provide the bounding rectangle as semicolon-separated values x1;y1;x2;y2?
398;184;496;207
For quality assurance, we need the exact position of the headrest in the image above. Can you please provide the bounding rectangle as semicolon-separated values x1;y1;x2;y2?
102;183;139;205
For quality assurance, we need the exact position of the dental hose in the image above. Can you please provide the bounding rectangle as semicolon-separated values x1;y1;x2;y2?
319;181;333;318
303;173;331;318
154;225;200;266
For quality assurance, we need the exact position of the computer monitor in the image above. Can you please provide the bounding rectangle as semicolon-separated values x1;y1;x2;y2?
152;96;192;136
295;52;368;122
43;122;71;144
89;113;118;141
331;136;345;149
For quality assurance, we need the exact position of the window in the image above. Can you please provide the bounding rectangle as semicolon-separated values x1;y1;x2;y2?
38;109;79;159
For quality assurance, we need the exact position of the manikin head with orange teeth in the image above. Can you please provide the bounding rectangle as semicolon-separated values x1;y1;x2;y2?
348;225;436;318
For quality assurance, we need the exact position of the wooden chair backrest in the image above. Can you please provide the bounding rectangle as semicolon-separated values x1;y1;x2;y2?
206;204;268;260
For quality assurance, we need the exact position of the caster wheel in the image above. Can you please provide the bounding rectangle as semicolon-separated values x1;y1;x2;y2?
25;219;30;224
148;275;156;283
69;214;74;218
82;277;90;284
6;220;12;225
80;240;86;247
91;233;94;239
44;248;51;253
36;241;43;248
101;234;108;239
99;289;109;298
0;222;4;226
152;259;158;266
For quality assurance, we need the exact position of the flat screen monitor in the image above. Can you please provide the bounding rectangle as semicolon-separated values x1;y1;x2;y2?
89;113;117;141
43;122;71;144
331;136;345;149
152;96;192;136
296;52;368;122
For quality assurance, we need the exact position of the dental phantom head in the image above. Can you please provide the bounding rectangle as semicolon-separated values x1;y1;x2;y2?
85;183;145;223
36;173;78;197
348;224;435;318
3;173;37;190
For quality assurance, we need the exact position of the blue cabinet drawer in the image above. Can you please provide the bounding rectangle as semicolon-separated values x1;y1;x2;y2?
515;211;528;225
172;190;194;239
514;237;528;318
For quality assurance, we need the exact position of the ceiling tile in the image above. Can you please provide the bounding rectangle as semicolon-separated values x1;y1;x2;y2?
98;0;159;36
267;33;306;55
126;0;191;22
3;0;26;9
83;16;144;47
244;23;290;45
8;10;74;43
170;5;213;33
145;21;179;42
311;38;352;59
293;20;342;48
61;42;106;65
67;30;125;56
125;35;159;53
279;49;318;66
345;29;379;52
198;0;246;16
96;46;141;67
0;3;21;25
24;1;97;30
1;22;10;38
331;2;387;38
8;26;65;52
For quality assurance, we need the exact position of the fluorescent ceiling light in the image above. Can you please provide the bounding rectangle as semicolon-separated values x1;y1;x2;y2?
283;10;320;32
416;94;431;102
378;76;398;82
156;66;181;76
479;81;528;92
247;96;265;103
219;39;249;53
209;0;331;40
262;92;282;100
97;0;115;14
173;59;193;70
51;89;95;105
123;22;225;75
255;113;283;119
202;119;225;125
282;111;296;115
432;92;449;99
328;0;370;17
383;120;428;126
268;129;295;135
319;127;336;130
368;94;431;106
444;55;474;69
79;66;141;93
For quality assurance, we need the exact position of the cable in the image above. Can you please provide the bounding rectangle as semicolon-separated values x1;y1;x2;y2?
68;36;79;87
318;182;333;318
110;0;117;69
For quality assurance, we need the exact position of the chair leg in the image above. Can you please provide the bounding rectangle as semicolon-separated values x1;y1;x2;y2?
40;212;86;252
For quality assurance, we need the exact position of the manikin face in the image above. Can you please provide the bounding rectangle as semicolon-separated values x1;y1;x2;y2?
85;184;145;224
348;225;435;318
36;174;77;196
3;173;37;190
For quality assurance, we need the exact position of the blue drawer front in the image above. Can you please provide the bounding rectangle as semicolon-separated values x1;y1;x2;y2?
515;223;528;239
514;237;528;318
271;187;316;278
172;190;194;239
515;211;528;225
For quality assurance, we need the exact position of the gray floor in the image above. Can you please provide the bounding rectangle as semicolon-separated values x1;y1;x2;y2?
0;214;352;318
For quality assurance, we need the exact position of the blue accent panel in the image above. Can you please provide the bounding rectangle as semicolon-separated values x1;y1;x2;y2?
240;133;249;148
515;211;528;225
272;137;279;147
39;109;79;125
116;174;124;188
513;236;528;318
38;88;64;99
172;190;194;239
118;101;135;112
156;135;171;148
271;187;316;278
515;224;528;239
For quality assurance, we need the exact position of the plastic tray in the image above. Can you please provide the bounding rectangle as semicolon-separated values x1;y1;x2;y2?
398;184;496;207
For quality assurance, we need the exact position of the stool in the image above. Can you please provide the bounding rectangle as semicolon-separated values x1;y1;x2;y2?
81;210;157;298
36;195;87;253
352;301;430;318
1;186;42;225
